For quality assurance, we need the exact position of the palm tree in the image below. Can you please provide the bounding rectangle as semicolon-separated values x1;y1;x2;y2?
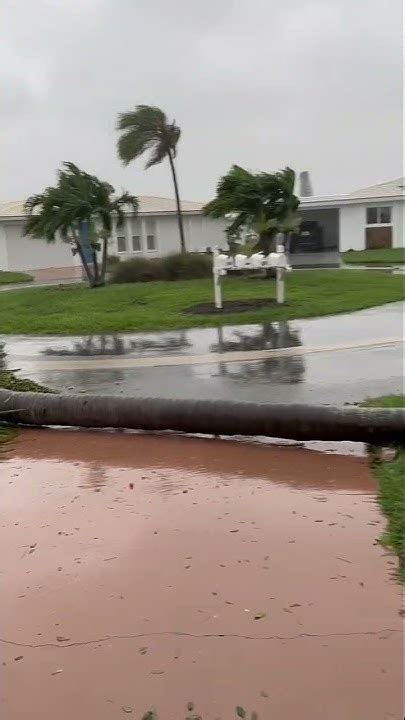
116;105;186;253
1;388;403;445
25;162;138;288
204;165;300;255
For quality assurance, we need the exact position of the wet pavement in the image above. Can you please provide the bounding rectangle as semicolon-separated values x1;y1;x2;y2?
1;302;403;404
0;429;402;719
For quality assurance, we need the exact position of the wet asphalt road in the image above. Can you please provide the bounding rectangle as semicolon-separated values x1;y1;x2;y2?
1;302;403;405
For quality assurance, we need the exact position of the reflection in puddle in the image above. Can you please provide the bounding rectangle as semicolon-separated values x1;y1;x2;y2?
41;332;192;357
78;462;109;491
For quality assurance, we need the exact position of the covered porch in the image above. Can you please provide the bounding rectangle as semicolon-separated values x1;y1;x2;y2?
288;208;341;268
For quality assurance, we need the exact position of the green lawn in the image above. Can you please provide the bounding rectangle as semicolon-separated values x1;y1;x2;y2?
364;395;405;582
0;416;17;448
363;394;405;409
342;248;405;265
0;270;403;335
0;370;52;393
0;270;33;285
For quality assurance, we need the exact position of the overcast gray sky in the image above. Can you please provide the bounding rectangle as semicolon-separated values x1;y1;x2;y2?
1;0;402;202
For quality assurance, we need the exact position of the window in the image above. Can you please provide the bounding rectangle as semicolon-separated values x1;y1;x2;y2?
366;208;377;225
145;218;157;251
380;207;391;224
146;234;156;251
132;235;141;252
117;236;127;253
366;207;392;225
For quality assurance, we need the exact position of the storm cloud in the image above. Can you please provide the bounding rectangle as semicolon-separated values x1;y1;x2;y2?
1;0;402;201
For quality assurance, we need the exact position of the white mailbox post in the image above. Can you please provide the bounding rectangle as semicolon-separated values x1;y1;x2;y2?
212;242;292;310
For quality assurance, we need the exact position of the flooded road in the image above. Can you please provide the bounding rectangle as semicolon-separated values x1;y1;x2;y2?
1;302;403;404
0;430;402;719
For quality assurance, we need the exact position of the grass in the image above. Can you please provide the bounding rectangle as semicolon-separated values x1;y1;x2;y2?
363;394;405;409
0;370;52;393
342;248;405;265
0;370;52;448
0;425;14;444
0;269;403;335
0;270;33;285
363;395;405;581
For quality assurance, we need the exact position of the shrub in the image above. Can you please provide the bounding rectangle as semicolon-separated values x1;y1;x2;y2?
111;257;165;283
161;253;212;280
106;254;121;270
110;253;212;284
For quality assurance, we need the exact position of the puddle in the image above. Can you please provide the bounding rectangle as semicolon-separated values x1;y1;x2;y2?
0;429;402;720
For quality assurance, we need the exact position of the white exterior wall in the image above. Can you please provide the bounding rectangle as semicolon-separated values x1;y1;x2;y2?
111;213;229;260
392;201;404;247
3;221;78;271
0;224;8;270
340;199;404;251
185;215;229;253
339;205;365;251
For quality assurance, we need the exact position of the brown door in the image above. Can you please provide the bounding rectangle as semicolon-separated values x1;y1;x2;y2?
365;227;392;249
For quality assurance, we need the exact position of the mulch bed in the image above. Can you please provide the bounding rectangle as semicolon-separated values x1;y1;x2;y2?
186;299;279;315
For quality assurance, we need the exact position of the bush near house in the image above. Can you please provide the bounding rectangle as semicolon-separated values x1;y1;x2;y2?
111;253;212;283
111;256;165;283
161;253;212;280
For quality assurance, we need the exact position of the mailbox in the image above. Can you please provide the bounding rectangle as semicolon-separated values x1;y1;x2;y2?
234;254;248;269
212;246;292;309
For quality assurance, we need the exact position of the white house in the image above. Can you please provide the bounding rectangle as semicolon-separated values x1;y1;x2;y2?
0;178;403;280
0;196;228;281
294;177;404;264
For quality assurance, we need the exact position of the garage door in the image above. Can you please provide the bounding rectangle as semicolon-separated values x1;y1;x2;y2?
365;226;392;249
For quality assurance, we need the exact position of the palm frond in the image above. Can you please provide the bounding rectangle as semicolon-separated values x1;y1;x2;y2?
24;162;137;245
116;105;167;133
204;164;299;241
145;142;168;169
116;104;181;169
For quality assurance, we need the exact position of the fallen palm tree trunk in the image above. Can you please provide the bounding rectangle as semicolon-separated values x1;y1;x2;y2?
0;389;404;443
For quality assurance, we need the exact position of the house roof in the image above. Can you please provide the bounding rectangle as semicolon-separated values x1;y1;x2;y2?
348;177;405;199
0;196;205;219
1;179;403;220
298;177;405;211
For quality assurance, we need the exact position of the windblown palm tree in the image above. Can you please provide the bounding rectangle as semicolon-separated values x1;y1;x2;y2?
116;105;186;253
25;162;138;287
204;165;300;255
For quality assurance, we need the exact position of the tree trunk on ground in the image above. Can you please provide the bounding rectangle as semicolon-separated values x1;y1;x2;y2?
168;151;186;254
0;390;404;444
